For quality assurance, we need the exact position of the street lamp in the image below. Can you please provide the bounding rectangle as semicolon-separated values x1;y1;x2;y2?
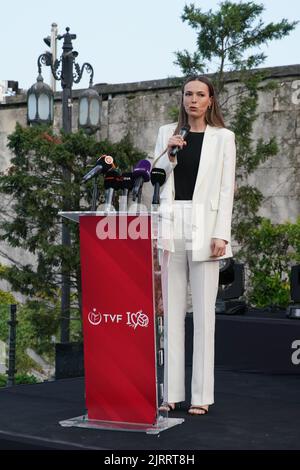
78;84;102;134
27;28;101;133
27;56;54;125
27;27;101;342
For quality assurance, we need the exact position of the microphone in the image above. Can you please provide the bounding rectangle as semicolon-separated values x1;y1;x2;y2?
104;168;121;210
150;168;166;205
104;168;121;190
119;172;134;196
118;172;133;212
82;155;115;183
131;159;151;201
169;124;191;157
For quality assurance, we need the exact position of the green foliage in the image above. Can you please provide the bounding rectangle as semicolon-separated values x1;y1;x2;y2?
0;126;145;372
0;288;16;305
174;50;204;76
18;301;60;357
168;106;180;123
177;1;297;85
0;108;147;376
0;125;146;307
249;272;290;309
0;304;9;341
236;218;300;308
0;298;84;375
15;373;39;385
0;373;39;387
0;374;7;387
0;301;58;373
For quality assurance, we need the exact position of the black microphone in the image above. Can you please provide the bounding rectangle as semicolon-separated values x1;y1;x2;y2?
150;168;166;205
131;160;151;201
82;155;115;183
119;172;134;196
169;124;191;157
104;168;121;190
118;172;133;212
104;168;121;210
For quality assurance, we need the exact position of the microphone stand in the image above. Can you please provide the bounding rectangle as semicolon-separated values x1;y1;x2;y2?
137;186;143;214
119;189;128;212
91;175;99;211
104;188;114;213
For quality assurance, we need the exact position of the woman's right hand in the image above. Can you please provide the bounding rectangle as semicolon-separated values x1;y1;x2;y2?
167;135;187;161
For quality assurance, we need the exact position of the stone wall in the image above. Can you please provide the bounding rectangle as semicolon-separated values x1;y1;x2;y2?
252;75;300;222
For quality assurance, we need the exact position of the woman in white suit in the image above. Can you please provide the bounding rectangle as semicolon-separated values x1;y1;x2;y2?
153;76;236;415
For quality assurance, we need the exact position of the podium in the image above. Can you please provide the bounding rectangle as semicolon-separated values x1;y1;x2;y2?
58;211;184;434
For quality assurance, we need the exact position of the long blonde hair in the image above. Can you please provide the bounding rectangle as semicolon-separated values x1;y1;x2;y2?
174;75;225;134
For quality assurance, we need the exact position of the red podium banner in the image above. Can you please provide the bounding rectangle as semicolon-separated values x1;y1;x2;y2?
79;214;157;425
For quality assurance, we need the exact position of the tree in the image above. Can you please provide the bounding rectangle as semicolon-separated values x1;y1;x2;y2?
174;1;298;305
176;1;296;90
0;124;146;318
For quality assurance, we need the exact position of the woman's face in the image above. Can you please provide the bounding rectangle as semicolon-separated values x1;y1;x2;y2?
183;80;212;119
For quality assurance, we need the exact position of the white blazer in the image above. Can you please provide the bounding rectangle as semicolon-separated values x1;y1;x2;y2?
152;122;236;262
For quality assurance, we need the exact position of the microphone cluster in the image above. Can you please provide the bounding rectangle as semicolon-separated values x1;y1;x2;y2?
81;125;191;210
82;155;166;210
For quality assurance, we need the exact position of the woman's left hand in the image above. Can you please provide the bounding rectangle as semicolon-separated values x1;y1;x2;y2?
210;238;227;258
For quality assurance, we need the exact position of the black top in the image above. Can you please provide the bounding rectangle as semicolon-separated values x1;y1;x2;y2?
174;131;204;200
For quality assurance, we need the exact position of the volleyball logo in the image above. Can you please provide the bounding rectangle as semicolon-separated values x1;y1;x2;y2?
128;310;149;330
88;308;102;325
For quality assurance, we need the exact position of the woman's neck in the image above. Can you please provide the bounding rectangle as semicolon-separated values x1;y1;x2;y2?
188;117;207;132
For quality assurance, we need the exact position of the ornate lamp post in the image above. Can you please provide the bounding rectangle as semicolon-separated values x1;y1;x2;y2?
27;27;101;342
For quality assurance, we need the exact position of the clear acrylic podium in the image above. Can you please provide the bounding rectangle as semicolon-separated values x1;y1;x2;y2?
58;210;184;434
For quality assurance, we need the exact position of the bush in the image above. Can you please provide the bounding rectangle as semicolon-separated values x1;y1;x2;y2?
0;374;6;387
0;297;82;377
0;373;39;387
15;373;39;385
236;217;300;308
0;287;16;305
249;272;290;308
0;300;59;375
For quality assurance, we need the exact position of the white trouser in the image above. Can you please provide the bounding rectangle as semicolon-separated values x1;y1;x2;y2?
161;201;219;405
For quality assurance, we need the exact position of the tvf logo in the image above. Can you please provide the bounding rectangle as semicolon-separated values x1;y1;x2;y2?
291;340;300;365
88;309;149;330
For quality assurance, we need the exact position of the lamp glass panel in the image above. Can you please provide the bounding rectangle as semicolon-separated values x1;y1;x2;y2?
28;94;37;120
79;97;88;125
90;98;100;126
38;93;50;120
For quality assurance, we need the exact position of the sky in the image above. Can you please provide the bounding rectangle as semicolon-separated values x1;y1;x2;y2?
1;0;300;91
